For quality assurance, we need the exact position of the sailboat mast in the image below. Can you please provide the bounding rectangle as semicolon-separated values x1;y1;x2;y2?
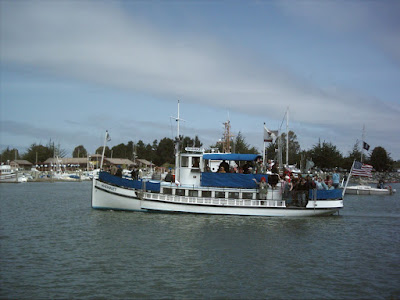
174;100;181;183
361;125;365;163
177;100;180;139
286;107;289;166
100;130;109;170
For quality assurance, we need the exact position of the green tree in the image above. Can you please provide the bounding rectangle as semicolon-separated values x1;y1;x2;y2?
266;142;278;161
144;144;155;162
342;142;362;170
369;146;393;171
1;147;20;163
232;132;258;154
72;145;88;158
95;146;111;157
154;138;174;166
280;131;301;165
135;140;147;159
22;143;53;164
265;131;301;165
111;143;128;158
309;140;343;169
181;135;203;152
127;141;134;160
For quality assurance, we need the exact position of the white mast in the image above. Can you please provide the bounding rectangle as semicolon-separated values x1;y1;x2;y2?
286;107;289;166
263;123;266;164
172;100;183;183
361;125;365;163
100;130;110;170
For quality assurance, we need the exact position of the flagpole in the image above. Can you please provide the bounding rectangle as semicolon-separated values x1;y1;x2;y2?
286;107;289;166
342;160;355;197
100;130;109;170
361;125;365;163
263;123;266;164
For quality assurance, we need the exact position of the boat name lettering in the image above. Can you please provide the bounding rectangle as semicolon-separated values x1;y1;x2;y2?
100;183;117;192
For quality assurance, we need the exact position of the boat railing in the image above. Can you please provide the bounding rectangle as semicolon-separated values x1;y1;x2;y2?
143;192;286;207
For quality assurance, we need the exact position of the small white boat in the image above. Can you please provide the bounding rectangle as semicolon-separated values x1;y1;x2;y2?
344;185;396;195
0;165;27;183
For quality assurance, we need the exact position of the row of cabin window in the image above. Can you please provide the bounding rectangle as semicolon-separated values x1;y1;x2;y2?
162;188;256;199
181;156;201;168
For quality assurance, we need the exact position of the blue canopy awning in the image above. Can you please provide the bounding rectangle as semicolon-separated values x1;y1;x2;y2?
203;153;261;161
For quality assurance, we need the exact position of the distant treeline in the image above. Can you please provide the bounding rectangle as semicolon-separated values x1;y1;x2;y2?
1;132;398;171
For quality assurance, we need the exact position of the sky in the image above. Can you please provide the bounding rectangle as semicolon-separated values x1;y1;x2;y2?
1;0;400;162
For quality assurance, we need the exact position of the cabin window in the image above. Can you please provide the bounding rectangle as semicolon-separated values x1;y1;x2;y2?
215;191;226;198
192;157;200;168
229;192;239;199
163;188;172;195
176;189;185;196
181;157;189;167
189;190;198;197
242;192;253;199
202;191;211;198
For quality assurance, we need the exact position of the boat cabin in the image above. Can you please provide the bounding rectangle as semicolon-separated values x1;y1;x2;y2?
177;152;264;188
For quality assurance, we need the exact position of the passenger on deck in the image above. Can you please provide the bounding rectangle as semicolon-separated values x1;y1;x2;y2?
291;177;299;206
315;177;328;190
164;169;173;182
266;159;273;172
332;169;340;188
268;174;279;188
297;177;308;207
325;175;332;186
115;166;122;178
219;160;229;174
327;182;335;190
377;178;384;189
271;162;279;174
282;175;293;205
218;166;226;173
242;163;250;174
255;157;264;174
131;168;138;180
111;165;118;175
253;176;268;201
306;175;316;189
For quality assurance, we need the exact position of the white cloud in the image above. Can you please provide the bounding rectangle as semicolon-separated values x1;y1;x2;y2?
1;1;399;159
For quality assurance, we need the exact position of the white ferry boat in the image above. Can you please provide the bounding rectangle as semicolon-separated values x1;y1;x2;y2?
92;151;344;217
91;102;343;217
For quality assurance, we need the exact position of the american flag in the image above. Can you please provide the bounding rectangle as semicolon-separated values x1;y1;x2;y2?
351;161;373;177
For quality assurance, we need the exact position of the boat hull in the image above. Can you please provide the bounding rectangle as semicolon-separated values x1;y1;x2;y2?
0;174;27;183
345;185;395;195
141;198;340;217
92;178;342;217
92;179;145;212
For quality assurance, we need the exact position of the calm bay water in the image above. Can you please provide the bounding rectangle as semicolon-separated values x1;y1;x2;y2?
1;181;399;299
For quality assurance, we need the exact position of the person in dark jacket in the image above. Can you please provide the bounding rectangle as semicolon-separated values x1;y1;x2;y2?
115;166;122;177
297;177;308;207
